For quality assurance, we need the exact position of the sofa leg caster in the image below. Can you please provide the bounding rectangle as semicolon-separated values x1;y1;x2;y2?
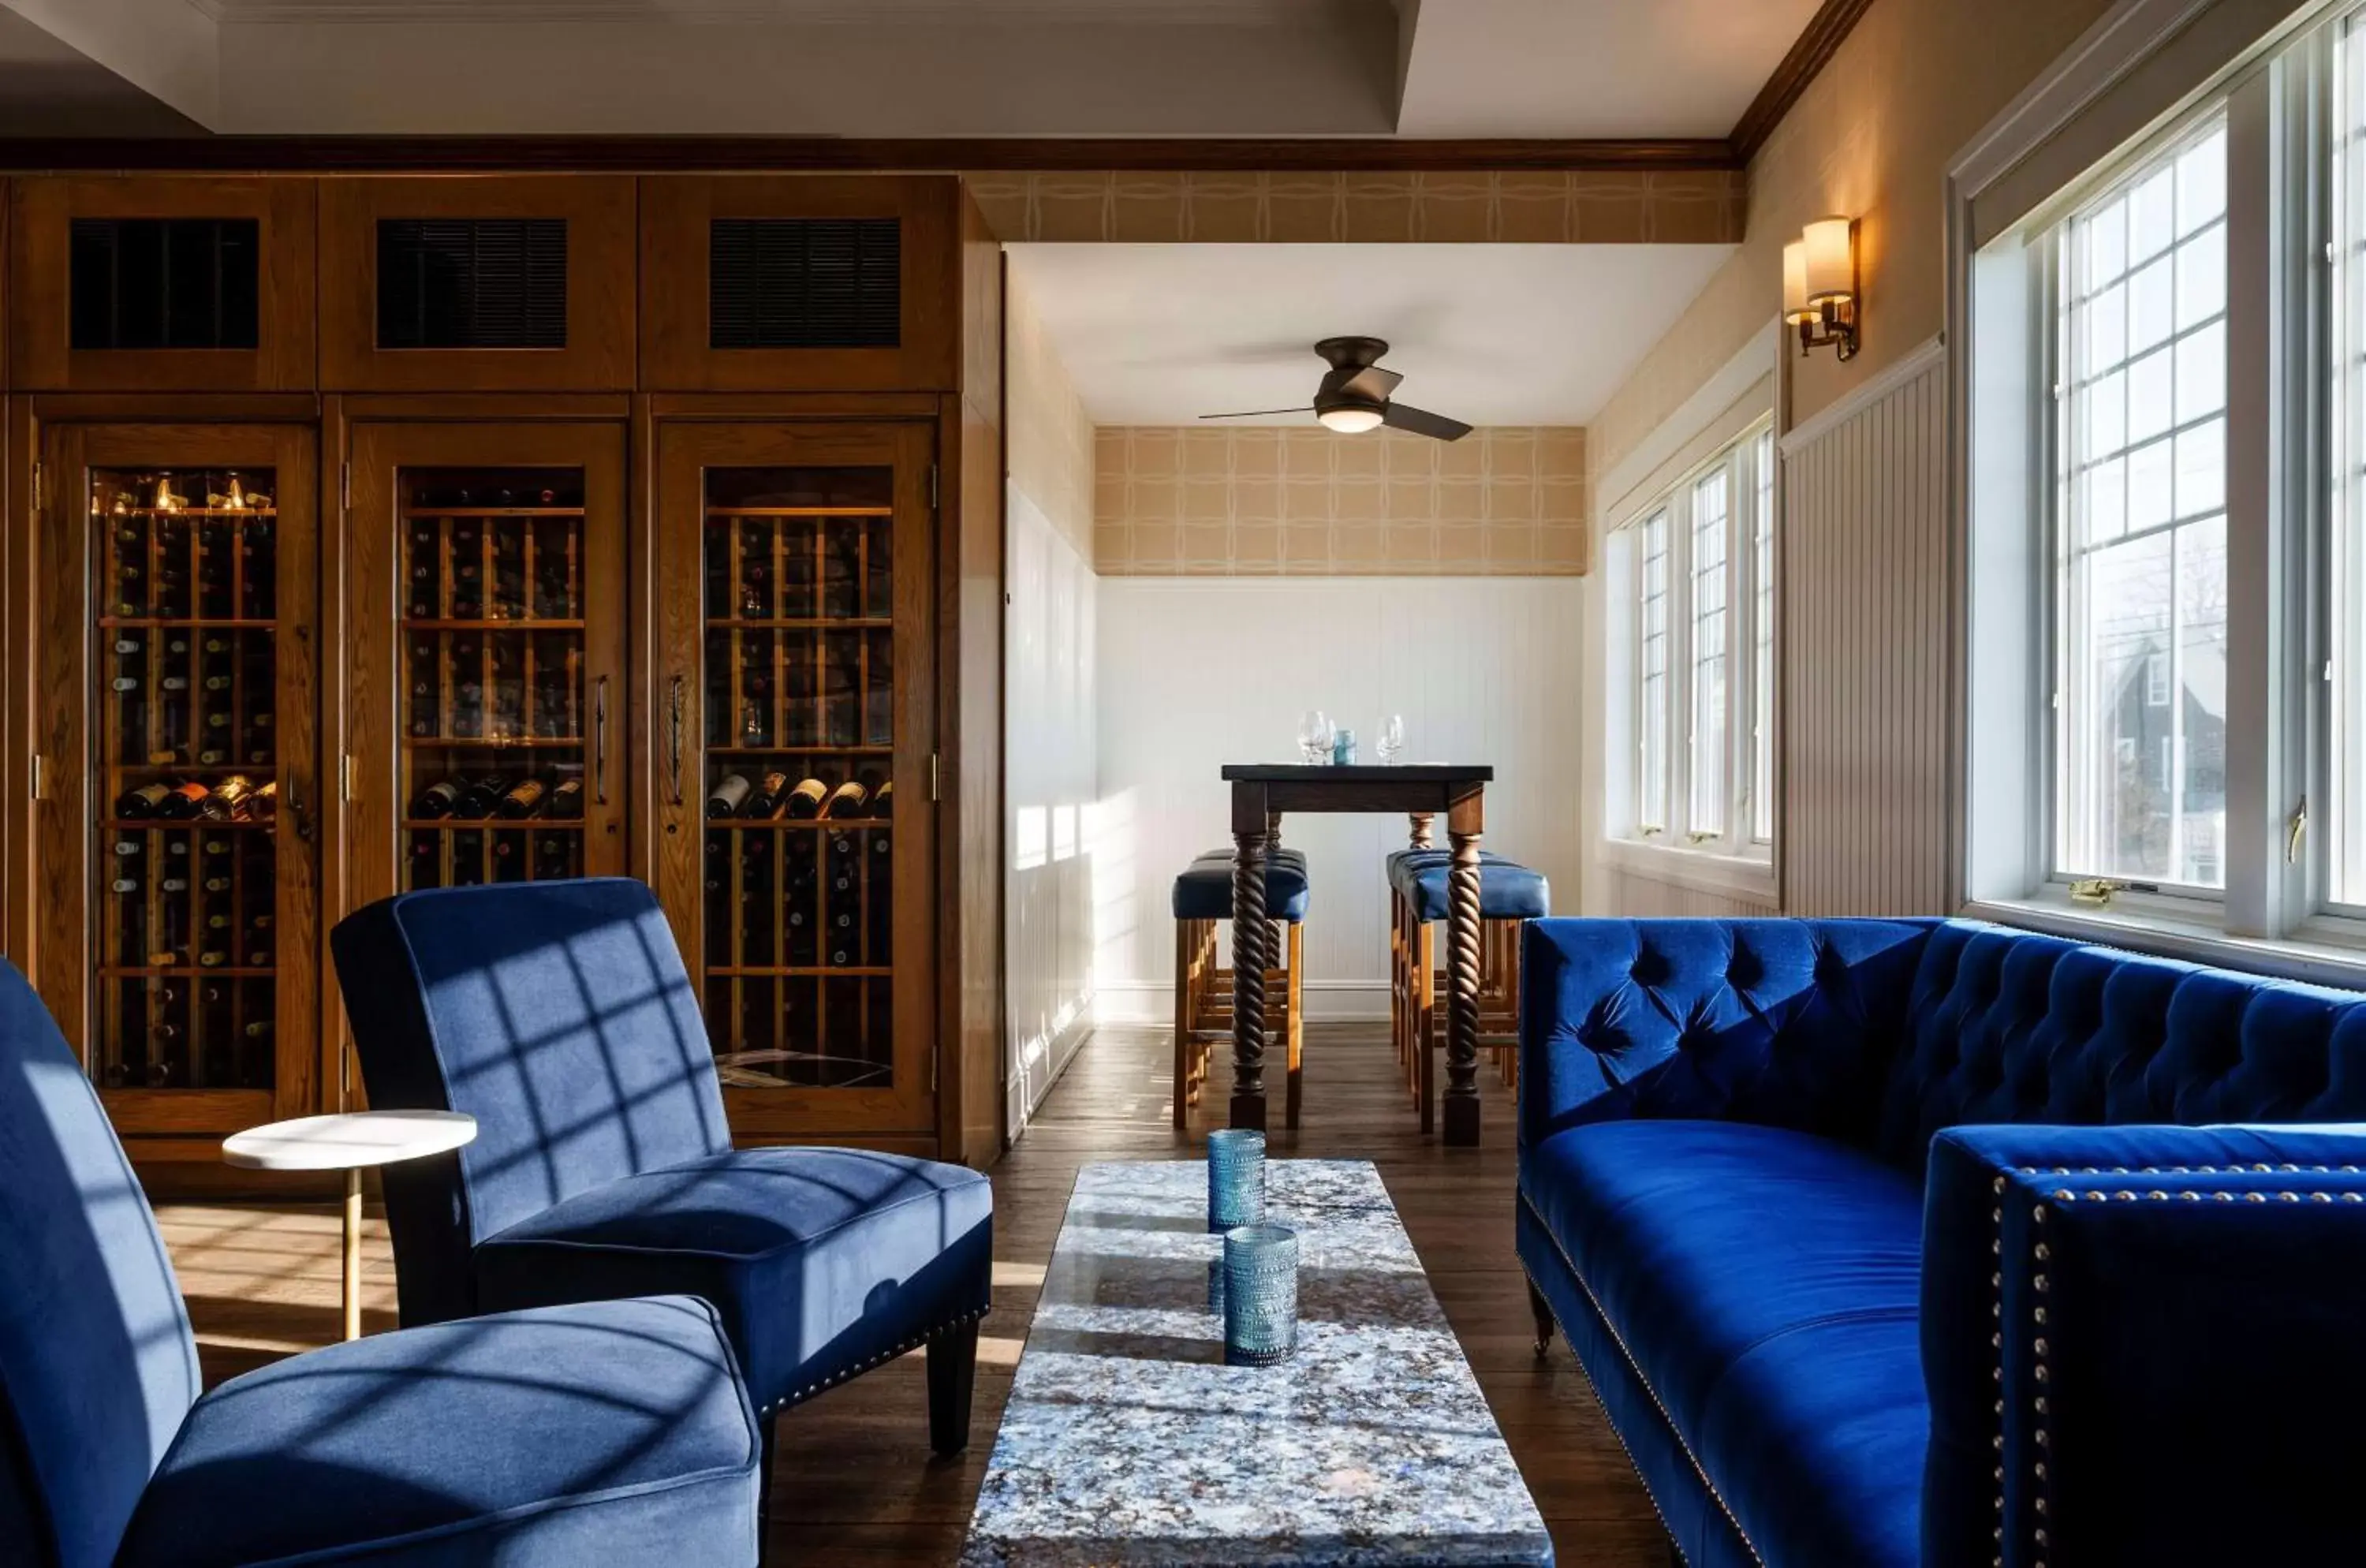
1526;1278;1555;1358
928;1319;981;1457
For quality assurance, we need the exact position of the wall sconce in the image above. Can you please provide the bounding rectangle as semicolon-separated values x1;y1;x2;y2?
1782;216;1858;360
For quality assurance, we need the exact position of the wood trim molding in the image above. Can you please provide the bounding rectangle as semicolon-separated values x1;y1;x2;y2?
0;136;1737;175
1728;0;1879;162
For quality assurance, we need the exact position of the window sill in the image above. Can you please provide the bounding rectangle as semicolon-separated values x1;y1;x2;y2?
1602;837;1777;903
1964;898;2366;990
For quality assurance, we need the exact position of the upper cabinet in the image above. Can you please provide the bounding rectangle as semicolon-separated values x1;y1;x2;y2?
319;176;636;391
9;177;317;392
639;176;960;394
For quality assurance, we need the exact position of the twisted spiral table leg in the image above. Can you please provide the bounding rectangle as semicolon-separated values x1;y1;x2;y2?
1442;829;1483;1145
1230;828;1269;1131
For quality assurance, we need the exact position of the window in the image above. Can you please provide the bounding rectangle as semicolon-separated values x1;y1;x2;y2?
1614;420;1775;859
1964;3;2366;961
1752;428;1776;843
2051;118;2229;892
1636;510;1670;833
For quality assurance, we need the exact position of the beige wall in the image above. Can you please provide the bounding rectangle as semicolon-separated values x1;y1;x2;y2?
1006;270;1097;562
1094;425;1587;577
1590;0;2118;479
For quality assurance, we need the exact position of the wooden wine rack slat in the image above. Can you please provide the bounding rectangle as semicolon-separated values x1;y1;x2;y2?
398;469;592;891
699;467;899;1092
91;466;283;1095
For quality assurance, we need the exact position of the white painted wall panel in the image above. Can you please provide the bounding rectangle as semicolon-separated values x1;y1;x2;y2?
1005;489;1098;1134
1093;576;1584;1021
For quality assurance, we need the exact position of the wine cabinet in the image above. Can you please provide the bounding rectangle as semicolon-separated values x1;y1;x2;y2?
345;420;629;917
33;424;323;1137
654;420;936;1138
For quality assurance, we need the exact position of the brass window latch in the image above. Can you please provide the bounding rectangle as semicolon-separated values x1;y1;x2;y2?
2288;796;2309;866
2067;877;2161;907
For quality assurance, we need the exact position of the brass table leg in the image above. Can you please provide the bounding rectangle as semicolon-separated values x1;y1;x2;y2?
342;1167;364;1342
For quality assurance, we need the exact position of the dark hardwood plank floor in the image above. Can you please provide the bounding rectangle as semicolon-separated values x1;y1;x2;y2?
159;1023;1667;1565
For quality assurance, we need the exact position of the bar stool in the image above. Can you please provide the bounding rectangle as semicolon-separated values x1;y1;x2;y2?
1387;848;1547;1133
1172;848;1310;1130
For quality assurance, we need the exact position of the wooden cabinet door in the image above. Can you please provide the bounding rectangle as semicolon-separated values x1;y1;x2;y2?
342;422;629;923
9;177;317;392
34;423;323;1137
639;177;958;394
651;420;937;1140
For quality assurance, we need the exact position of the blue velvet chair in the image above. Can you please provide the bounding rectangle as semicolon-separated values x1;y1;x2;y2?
1517;916;2366;1567
328;878;995;1490
1170;849;1312;1129
0;957;761;1568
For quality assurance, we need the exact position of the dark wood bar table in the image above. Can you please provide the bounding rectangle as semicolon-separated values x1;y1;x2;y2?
1222;763;1493;1145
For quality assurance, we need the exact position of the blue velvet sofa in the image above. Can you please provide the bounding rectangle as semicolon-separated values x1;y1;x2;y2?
1516;917;2366;1568
0;958;761;1568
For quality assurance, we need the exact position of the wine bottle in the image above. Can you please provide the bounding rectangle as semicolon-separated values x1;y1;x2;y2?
785;777;828;819
743;771;789;819
117;782;174;819
111;875;141;895
870;778;894;819
412;778;462;819
450;776;505;820
199;775;253;820
820;779;870;820
498;776;548;819
155;781;210;821
707;773;753;819
547;777;584;819
243;780;278;822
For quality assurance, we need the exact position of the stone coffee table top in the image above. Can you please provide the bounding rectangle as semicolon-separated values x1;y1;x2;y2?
961;1159;1552;1566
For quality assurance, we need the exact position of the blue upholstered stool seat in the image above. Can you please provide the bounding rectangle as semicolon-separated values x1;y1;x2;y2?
1171;853;1312;921
1389;853;1549;921
117;1297;761;1568
476;1147;994;1410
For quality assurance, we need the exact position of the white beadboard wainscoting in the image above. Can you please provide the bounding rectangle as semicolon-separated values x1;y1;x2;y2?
1779;338;1952;917
1005;490;1099;1135
1092;575;1584;1024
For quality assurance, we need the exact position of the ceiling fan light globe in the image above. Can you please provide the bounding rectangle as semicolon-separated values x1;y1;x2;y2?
1317;407;1386;435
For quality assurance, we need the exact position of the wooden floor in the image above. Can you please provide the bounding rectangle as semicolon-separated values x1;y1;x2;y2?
161;1023;1669;1565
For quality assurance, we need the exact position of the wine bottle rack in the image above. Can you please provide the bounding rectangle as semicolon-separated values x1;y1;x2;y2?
700;467;898;1091
398;469;591;890
91;466;282;1092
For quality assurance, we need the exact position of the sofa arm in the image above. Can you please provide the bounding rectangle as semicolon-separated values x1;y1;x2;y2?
1515;916;1936;1148
1923;1123;2366;1567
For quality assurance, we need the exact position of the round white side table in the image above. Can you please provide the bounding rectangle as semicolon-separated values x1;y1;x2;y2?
222;1110;477;1341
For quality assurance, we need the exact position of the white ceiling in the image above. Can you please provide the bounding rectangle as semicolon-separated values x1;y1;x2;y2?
0;0;1824;136
1397;0;1826;138
1007;242;1737;427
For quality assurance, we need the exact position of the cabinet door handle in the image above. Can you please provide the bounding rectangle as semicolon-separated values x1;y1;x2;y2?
668;675;685;807
594;677;610;807
285;778;313;842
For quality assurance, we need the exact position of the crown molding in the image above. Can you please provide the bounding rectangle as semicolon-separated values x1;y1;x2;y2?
0;135;1739;174
1728;0;1877;162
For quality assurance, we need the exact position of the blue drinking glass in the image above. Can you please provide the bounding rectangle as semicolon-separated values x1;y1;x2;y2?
1222;1223;1300;1366
1206;1128;1266;1233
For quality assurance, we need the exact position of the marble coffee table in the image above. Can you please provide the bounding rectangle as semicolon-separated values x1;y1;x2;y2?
961;1159;1551;1566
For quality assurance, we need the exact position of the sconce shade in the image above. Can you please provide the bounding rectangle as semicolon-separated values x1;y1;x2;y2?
1803;216;1855;303
1782;241;1812;323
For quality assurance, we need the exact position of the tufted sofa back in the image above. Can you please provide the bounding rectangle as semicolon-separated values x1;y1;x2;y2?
1519;917;2366;1174
1875;919;2366;1167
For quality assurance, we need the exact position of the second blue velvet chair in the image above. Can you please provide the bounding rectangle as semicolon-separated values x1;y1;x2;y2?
328;878;995;1491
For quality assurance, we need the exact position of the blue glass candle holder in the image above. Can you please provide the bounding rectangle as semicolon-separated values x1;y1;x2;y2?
1206;1129;1266;1233
1222;1223;1299;1366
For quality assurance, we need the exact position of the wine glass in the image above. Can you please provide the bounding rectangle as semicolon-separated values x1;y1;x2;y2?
1297;710;1332;764
1378;714;1405;765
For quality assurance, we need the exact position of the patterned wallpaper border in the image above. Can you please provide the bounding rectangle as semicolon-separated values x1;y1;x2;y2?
965;170;1745;245
1094;425;1588;577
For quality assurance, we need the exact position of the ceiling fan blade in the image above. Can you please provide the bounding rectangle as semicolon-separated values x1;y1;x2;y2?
1197;406;1315;421
1381;403;1473;442
1338;366;1403;402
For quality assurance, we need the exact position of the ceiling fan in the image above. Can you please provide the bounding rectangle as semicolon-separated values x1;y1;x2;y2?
1198;337;1473;441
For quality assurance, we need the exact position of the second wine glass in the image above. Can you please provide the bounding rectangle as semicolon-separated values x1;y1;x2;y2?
1377;714;1406;765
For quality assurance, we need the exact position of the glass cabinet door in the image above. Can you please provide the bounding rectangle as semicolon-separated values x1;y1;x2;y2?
654;423;935;1137
345;424;628;920
35;424;322;1131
